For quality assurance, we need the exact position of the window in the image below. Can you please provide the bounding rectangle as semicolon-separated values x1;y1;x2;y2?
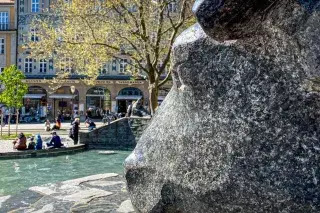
112;59;117;72
168;2;177;13
32;0;40;13
99;64;109;75
119;59;128;73
25;58;33;73
0;67;4;73
0;12;8;30
0;38;4;54
61;58;73;73
65;58;73;72
30;29;39;42
40;59;47;73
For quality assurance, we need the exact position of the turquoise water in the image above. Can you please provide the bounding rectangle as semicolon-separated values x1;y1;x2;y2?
0;150;131;196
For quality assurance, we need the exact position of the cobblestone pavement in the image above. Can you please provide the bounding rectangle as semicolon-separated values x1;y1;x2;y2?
0;173;135;213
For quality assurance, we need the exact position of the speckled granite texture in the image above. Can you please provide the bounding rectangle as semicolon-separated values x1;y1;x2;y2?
125;0;320;212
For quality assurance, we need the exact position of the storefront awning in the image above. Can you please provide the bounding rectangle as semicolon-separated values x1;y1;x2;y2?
116;95;142;100
24;94;46;99
48;94;77;99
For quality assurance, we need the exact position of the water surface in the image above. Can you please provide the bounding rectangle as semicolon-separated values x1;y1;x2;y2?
0;150;131;196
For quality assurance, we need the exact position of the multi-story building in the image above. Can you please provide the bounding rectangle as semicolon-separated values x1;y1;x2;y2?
16;0;171;121
0;0;16;73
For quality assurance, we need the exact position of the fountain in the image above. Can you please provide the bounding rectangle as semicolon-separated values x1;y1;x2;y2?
125;0;320;212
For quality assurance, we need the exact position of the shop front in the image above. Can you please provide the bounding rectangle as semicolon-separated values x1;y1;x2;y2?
86;87;111;118
48;86;79;120
116;87;144;114
21;86;47;122
158;87;171;106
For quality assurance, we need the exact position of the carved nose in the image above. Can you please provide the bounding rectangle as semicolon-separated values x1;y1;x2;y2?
124;149;145;170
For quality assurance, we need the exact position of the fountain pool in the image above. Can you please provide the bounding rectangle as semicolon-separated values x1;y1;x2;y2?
0;150;131;196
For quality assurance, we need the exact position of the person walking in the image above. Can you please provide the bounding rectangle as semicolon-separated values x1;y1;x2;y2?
5;109;9;124
71;118;80;145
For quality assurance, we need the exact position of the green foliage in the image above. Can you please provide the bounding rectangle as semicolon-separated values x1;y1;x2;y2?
0;133;33;140
25;0;195;113
0;65;28;109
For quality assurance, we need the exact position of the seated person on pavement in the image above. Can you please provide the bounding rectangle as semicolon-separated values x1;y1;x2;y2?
46;131;63;149
85;119;96;131
12;132;27;150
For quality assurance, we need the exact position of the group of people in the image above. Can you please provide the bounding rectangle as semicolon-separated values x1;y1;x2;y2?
44;118;61;131
12;131;64;151
12;116;98;151
44;117;96;145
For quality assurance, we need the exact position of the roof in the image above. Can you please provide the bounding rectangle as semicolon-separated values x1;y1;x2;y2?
25;74;146;80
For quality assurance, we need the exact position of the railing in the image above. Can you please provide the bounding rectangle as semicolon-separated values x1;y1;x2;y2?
0;22;16;31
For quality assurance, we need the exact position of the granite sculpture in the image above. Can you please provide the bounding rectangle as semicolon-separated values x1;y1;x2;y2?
125;0;320;212
130;98;149;117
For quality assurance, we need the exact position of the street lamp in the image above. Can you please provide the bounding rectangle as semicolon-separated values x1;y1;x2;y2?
70;86;76;120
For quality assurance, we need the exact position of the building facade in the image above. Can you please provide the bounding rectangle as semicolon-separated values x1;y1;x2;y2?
0;0;16;72
16;0;171;121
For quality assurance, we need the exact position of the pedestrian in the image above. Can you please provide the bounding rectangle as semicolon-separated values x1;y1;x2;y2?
126;101;133;117
5;109;9;124
52;117;61;130
85;118;96;131
27;136;36;150
46;131;63;149
71;118;80;145
44;119;51;131
12;132;27;150
35;134;43;150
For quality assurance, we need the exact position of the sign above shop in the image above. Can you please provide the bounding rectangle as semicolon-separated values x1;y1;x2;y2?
22;79;148;85
22;79;80;84
22;79;47;83
116;80;144;85
96;80;113;84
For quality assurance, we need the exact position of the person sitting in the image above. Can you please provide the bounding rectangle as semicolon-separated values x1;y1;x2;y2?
85;119;96;131
27;136;36;150
35;134;43;150
51;118;61;130
12;133;27;150
46;131;63;149
44;119;51;131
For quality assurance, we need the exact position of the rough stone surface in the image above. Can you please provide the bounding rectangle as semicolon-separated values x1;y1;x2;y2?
1;173;133;213
125;0;320;212
80;117;150;150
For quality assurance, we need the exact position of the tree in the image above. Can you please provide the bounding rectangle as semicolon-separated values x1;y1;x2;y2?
26;0;194;115
0;65;28;136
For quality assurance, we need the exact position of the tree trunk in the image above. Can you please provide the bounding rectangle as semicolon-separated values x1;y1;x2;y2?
8;113;11;136
0;113;2;136
16;111;19;136
147;70;159;115
148;83;159;116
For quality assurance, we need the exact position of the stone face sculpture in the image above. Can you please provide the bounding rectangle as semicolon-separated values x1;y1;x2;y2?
125;0;320;212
